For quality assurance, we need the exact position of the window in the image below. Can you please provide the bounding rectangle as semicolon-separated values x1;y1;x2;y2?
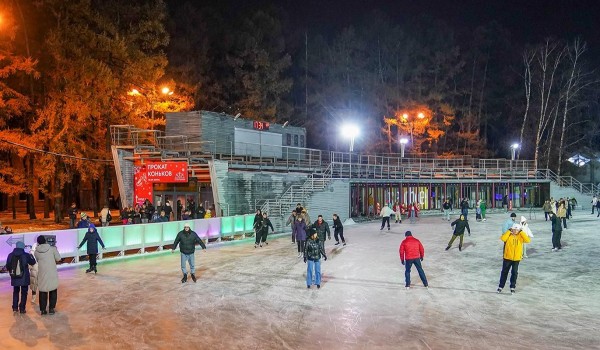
300;135;305;147
294;135;298;146
286;134;291;146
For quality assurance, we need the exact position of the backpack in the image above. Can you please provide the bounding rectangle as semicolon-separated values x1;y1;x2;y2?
106;212;112;222
8;255;24;279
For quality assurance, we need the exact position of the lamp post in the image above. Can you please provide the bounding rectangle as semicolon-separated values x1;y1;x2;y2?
401;112;426;146
510;143;520;160
341;124;359;178
129;86;173;120
399;138;409;158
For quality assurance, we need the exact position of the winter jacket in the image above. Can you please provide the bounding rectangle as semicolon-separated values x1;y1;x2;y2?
304;238;327;261
197;206;206;219
294;219;307;241
543;202;552;212
551;215;563;232
29;243;39;291
312;220;331;241
460;200;469;210
34;243;61;292
451;218;471;235
6;248;36;287
502;219;515;233
156;215;169;223
77;219;91;229
399;236;425;262
78;225;106;254
557;206;567;218
253;215;263;231
100;208;110;223
173;229;206;254
332;216;343;234
442;202;451;210
260;218;274;234
501;230;531;261
68;207;78;220
380;206;393;217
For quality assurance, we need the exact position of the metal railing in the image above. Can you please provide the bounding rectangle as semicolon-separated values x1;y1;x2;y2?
541;169;597;196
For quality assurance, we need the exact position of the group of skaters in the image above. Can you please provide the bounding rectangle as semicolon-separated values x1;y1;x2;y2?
542;197;577;228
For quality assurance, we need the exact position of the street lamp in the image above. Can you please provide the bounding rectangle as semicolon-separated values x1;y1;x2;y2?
341;124;359;152
399;138;408;158
510;143;520;160
400;112;426;146
128;86;173;119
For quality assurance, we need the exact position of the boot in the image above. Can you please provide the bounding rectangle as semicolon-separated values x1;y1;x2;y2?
191;273;197;283
459;245;462;252
445;246;450;251
93;266;97;274
181;274;188;283
85;268;92;273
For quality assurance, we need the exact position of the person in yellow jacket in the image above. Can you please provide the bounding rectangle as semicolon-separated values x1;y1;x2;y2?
497;223;531;294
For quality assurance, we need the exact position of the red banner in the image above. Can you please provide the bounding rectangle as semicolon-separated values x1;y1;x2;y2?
134;162;188;205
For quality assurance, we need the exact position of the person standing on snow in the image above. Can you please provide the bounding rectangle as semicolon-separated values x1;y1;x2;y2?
502;213;517;233
304;231;327;289
519;216;534;258
446;214;471;251
35;235;61;315
380;204;393;230
497;224;531;294
294;216;308;258
549;211;563;252
6;241;36;314
399;231;428;290
592;196;598;214
332;214;346;246
479;200;487;221
172;223;206;283
77;224;106;274
311;215;331;249
286;211;297;245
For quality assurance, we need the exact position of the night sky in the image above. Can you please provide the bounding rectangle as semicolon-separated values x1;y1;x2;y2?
208;0;600;50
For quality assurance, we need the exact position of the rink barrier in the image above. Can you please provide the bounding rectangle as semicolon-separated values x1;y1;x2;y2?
0;214;257;266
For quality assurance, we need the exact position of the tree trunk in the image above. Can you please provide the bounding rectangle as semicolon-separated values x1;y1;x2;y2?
12;195;16;220
53;161;63;224
27;154;37;219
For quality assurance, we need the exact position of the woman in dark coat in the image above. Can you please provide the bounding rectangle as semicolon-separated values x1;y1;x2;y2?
6;241;36;313
253;209;263;248
332;214;346;246
294;216;308;258
77;224;106;274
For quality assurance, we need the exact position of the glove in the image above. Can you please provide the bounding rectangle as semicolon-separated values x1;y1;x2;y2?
401;261;405;266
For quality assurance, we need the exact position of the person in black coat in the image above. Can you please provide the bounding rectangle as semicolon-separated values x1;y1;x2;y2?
332;214;346;246
6;241;36;313
68;203;78;229
256;212;274;248
172;224;206;283
78;224;106;274
196;203;206;219
447;214;471;251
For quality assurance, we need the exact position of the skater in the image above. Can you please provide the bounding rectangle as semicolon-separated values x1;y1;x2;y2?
77;212;91;229
520;216;534;258
543;200;552;221
311;215;331;248
460;198;469;219
557;202;567;229
380;204;393;230
497;224;531;294
332;214;346;246
394;202;403;223
596;199;600;217
295;203;304;215
550;212;563;251
6;241;36;314
475;203;482;222
172;223;206;283
35;235;61;315
399;231;428;290
77;224;106;274
286;211;297;244
502;213;517;233
256;212;274;247
480;200;487;221
253;209;263;247
447;214;471;251
592;196;598;214
408;203;419;224
68;203;78;229
304;230;327;289
442;200;451;221
294;216;308;258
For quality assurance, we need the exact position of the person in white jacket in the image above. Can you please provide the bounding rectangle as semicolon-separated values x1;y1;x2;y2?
520;216;534;258
380;204;394;230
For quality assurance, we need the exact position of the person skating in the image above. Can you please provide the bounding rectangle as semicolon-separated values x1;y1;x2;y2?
592;196;598;214
460;198;469;220
6;241;36;314
77;224;106;274
480;200;487;221
497;224;531;294
35;235;61;315
253;209;263;248
442;200;451;221
596;199;600;217
311;215;331;248
29;242;39;303
68;203;78;229
446;214;471;251
303;231;327;289
502;213;517;233
172;223;206;283
399;231;428;290
286;211;297;245
257;212;275;247
550;211;563;251
380;204;393;230
557;202;567;229
294;216;308;258
394;202;403;223
520;216;534;258
543;200;552;221
332;214;346;246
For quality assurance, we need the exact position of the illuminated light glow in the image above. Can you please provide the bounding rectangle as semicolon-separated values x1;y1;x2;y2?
161;87;170;94
511;143;520;149
400;138;409;144
128;89;141;96
567;154;590;167
417;112;425;119
402;113;409;120
341;124;359;138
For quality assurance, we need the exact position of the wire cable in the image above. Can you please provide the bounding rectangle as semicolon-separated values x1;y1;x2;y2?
0;139;114;163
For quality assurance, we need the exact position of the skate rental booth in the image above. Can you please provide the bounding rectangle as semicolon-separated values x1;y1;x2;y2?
0;214;257;267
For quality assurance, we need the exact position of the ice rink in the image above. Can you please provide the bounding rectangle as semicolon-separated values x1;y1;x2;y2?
1;210;599;350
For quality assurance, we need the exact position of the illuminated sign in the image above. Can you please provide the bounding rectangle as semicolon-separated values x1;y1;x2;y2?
253;121;270;130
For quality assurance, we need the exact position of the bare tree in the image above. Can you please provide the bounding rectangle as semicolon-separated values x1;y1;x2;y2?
518;50;535;159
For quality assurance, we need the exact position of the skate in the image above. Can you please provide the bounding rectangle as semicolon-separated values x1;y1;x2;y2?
405;286;410;290
459;245;462;252
317;285;320;289
343;242;347;246
297;253;302;258
445;246;450;251
181;274;188;283
334;242;340;245
388;227;390;230
307;285;310;289
93;267;97;274
191;273;197;283
264;242;268;245
85;268;92;273
552;248;558;252
510;288;515;294
41;310;47;315
259;244;262;248
49;309;55;315
254;244;258;248
497;288;502;293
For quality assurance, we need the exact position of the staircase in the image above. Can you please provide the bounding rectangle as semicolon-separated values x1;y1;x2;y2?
542;169;597;209
259;164;333;224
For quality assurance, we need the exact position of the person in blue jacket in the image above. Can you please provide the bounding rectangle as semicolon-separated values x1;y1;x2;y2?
6;241;36;313
78;224;106;274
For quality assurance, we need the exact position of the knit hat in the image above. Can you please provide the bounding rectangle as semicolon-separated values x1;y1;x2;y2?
184;223;190;228
405;231;412;237
511;223;522;230
81;212;87;218
510;213;516;218
16;241;25;249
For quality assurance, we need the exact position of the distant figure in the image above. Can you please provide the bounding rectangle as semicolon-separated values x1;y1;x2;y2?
447;214;470;251
6;241;36;314
394;202;403;223
543;200;552;221
399;231;428;290
100;205;111;227
460;198;469;219
77;224;106;274
497;224;531;294
163;201;173;221
520;216;534;258
286;211;298;244
502;213;517;233
550;212;563;252
256;212;274;247
76;213;91;229
68;203;78;229
303;230;327;289
479;200;487;221
172;223;206;283
294;216;307;258
204;209;212;219
35;235;61;315
557;203;567;229
592;196;598;214
196;203;206;219
442;200;451;221
332;214;346;246
368;194;374;217
29;242;39;303
380;204;393;231
295;203;304;215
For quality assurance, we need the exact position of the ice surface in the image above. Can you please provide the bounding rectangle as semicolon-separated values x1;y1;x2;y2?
1;210;600;349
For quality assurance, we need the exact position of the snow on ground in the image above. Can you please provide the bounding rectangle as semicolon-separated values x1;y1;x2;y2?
1;210;599;349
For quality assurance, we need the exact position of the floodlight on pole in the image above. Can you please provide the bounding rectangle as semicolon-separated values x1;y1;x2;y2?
510;143;520;160
341;124;359;152
399;138;409;158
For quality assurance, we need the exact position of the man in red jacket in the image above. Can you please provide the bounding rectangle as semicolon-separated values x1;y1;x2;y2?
399;231;429;290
